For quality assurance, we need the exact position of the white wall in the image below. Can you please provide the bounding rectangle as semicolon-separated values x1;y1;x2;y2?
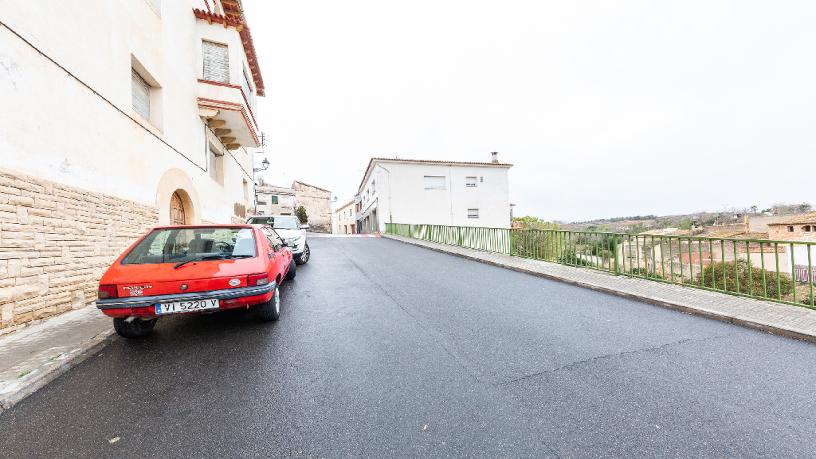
0;0;256;224
358;161;511;232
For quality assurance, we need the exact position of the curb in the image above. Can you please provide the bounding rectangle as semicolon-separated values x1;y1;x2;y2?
0;328;116;414
383;235;816;344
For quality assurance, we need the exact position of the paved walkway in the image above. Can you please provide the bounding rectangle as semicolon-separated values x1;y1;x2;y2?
0;306;113;412
384;234;816;343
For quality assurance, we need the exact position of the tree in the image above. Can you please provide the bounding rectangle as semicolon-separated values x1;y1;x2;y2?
512;216;559;230
295;206;308;224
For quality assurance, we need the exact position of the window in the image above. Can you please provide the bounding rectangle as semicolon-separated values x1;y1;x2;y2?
805;225;813;232
788;226;795;232
466;176;477;188
467;208;479;219
242;67;256;109
131;69;150;119
122;227;256;264
270;195;279;204
424;176;446;190
208;145;223;184
203;41;229;83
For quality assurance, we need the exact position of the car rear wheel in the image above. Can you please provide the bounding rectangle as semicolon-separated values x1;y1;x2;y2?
113;317;157;338
285;259;297;280
295;243;310;265
256;285;281;321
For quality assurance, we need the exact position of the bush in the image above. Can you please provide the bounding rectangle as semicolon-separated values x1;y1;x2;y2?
802;294;815;307
295;206;308;224
696;260;794;298
511;230;562;260
557;251;591;266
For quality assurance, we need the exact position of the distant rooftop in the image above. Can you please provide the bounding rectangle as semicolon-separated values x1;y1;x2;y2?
767;212;816;225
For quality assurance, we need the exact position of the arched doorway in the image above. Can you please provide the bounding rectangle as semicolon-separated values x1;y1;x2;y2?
170;191;187;225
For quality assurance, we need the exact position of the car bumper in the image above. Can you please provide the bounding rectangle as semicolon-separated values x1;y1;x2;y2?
96;283;276;318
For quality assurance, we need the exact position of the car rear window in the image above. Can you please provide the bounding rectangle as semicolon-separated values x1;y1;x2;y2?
122;227;256;265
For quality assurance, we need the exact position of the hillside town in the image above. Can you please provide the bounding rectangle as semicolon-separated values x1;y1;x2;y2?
2;1;816;457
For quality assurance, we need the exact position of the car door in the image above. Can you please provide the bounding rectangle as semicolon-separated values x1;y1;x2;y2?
260;227;288;281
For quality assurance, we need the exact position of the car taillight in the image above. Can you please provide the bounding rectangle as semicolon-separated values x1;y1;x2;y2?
98;284;118;299
247;273;269;286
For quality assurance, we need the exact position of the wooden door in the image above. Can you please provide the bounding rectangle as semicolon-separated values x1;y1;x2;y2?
170;192;186;225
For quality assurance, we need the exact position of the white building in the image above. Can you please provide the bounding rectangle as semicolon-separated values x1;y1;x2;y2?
356;154;513;233
333;200;357;234
0;0;265;329
255;184;297;216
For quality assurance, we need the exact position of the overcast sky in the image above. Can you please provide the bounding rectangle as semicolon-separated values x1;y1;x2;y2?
243;0;816;222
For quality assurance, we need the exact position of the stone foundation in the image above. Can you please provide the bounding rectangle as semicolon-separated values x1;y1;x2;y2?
0;169;159;329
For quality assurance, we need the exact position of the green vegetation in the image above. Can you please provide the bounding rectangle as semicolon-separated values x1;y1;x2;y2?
697;260;795;298
512;216;558;230
295;206;308;224
557;251;591;266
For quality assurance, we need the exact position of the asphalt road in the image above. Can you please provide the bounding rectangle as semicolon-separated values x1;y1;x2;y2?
2;237;816;457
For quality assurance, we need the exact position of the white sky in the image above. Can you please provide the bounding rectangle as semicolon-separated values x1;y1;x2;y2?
243;0;816;222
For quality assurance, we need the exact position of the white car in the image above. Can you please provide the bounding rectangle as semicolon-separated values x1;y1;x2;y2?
246;215;310;264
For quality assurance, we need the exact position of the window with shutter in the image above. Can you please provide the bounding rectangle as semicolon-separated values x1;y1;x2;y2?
203;41;229;83
131;69;150;119
424;176;446;190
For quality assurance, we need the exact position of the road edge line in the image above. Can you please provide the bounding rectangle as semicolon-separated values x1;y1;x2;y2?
382;235;816;344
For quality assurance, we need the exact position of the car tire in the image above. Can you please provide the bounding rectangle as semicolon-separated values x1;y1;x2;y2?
113;317;157;338
285;259;297;280
256;284;281;321
295;243;310;265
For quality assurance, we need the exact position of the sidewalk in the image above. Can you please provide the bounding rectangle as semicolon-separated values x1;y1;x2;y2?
0;306;114;413
384;234;816;343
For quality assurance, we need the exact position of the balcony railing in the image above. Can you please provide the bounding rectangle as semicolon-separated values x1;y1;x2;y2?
385;223;816;309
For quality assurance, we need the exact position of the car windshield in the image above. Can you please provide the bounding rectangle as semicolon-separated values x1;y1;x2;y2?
271;216;300;230
121;227;256;264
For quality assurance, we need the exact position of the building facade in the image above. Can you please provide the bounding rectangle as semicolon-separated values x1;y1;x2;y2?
333;200;356;234
356;154;513;234
255;184;296;216
0;0;265;329
292;181;332;233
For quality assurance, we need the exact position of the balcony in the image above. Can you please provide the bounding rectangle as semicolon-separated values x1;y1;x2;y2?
197;79;259;149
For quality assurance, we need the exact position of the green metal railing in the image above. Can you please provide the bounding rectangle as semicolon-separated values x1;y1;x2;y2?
385;223;816;309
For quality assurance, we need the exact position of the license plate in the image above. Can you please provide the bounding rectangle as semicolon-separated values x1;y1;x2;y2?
155;298;219;315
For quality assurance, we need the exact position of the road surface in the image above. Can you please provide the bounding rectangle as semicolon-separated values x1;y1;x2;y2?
2;237;816;457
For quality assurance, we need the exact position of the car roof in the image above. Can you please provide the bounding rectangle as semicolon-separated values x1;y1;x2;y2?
152;224;254;230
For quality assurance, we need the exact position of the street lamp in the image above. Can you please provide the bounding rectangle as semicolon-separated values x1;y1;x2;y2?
254;157;270;173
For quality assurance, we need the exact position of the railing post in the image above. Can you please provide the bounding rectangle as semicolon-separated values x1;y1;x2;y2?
613;234;620;275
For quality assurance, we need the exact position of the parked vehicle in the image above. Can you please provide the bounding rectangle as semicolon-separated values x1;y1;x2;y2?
96;225;295;338
246;215;310;265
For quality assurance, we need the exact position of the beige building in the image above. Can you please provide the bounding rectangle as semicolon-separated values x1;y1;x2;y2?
0;0;266;329
292;181;332;233
255;184;296;216
767;212;816;242
333;200;357;234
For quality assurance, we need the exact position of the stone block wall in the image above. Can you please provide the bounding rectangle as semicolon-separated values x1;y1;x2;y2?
0;169;159;330
292;182;332;233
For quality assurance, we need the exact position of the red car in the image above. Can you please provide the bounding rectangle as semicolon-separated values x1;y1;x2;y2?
96;224;295;338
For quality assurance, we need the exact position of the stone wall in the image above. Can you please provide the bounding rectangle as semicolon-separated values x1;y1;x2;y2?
0;168;159;330
292;182;332;233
